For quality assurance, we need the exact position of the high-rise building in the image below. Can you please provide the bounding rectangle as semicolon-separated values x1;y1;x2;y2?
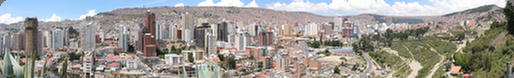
182;12;194;42
236;32;250;51
258;32;273;46
169;25;177;40
24;17;39;78
2;34;10;53
206;33;216;55
43;31;51;48
143;33;157;57
342;19;354;37
51;29;65;49
334;17;343;30
156;24;162;40
81;51;95;78
12;32;24;51
136;23;144;52
118;26;129;52
283;24;292;35
194;23;210;49
217;22;228;42
143;11;157;57
81;24;96;51
304;22;318;37
183;29;192;44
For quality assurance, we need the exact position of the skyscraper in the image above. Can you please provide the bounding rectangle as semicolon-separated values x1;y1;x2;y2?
169;25;177;40
24;17;39;78
194;23;210;49
304;22;318;37
118;26;129;52
206;33;216;55
12;32;24;51
156;24;162;40
81;24;96;51
182;12;194;42
283;24;292;35
258;32;273;46
217;22;228;42
143;11;157;57
51;29;65;49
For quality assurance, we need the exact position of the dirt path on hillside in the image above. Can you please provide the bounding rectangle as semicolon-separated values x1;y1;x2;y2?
426;47;445;78
403;46;422;78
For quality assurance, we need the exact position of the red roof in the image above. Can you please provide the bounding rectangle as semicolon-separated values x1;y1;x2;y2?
108;62;120;66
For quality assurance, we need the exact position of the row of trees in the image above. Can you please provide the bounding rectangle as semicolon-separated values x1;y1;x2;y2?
504;1;514;35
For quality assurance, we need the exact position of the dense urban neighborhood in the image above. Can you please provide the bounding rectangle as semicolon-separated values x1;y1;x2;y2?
0;0;514;78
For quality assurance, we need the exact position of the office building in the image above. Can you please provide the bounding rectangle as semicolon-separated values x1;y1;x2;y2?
206;32;216;55
24;17;39;78
12;32;24;51
51;29;65;49
182;12;194;42
142;11;157;57
283;24;292;35
304;22;318;37
217;22;228;42
194;23;210;49
81;24;96;51
169;25;177;40
118;26;129;52
81;51;95;78
258;32;273;46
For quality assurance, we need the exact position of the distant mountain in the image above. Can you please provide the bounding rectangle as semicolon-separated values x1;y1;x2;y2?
444;4;503;17
0;5;506;32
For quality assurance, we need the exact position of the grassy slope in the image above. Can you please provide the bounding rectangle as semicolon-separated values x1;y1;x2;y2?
369;51;412;78
390;37;456;78
463;28;514;78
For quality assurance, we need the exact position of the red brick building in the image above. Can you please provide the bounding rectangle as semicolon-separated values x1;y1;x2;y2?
142;11;157;57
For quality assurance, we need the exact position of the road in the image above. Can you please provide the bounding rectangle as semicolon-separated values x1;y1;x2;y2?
359;53;374;77
490;32;507;46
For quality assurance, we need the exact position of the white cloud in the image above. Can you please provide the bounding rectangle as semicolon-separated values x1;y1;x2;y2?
267;0;330;12
175;3;185;7
78;9;97;20
0;13;23;24
266;0;507;16
198;0;244;7
43;13;62;22
245;0;259;7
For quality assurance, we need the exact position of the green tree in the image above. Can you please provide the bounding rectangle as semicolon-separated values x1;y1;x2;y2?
334;66;340;74
454;53;471;72
504;1;514;35
225;54;237;69
188;53;194;63
59;57;68;78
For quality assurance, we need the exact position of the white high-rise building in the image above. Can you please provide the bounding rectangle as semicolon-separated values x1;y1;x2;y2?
81;24;96;51
206;33;216;55
236;32;250;51
81;51;95;78
2;34;10;52
118;26;129;52
43;31;51;48
182;12;194;42
156;24;162;40
334;17;343;30
51;29;65;49
169;25;177;40
184;29;192;45
304;23;318;37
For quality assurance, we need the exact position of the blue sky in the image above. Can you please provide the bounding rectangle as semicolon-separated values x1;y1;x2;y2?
0;0;507;24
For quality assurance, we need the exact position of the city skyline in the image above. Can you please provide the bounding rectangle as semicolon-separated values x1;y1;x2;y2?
0;0;512;78
0;0;507;24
